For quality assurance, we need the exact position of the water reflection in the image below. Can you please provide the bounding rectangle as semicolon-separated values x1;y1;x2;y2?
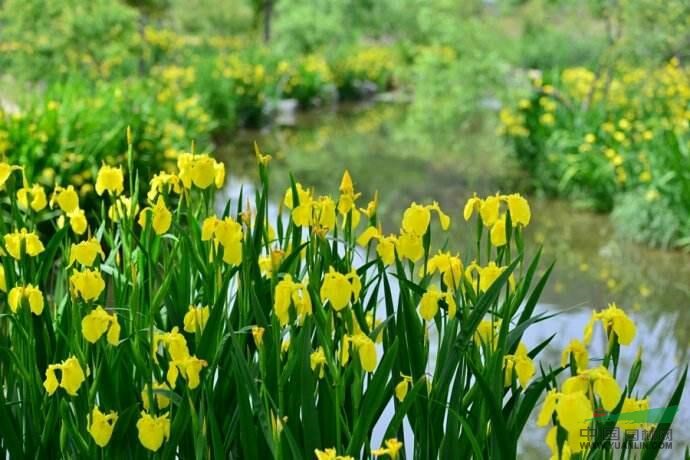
218;102;689;457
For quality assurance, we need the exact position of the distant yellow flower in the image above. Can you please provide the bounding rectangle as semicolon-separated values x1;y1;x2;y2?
504;342;535;388
474;318;501;348
87;407;118;447
314;448;354;460
8;284;44;315
583;303;636;345
360;191;378;219
478;262;507;292
310;347;327;379
69;238;105;267
372;438;403;459
138;197;172;235
479;194;500;227
401;201;450;236
0;266;5;292
418;285;456;320
50;186;80;213
357;226;397;265
43;356;86;396
4;228;44;259
167;355;208;389
539;113;555;126
201;215;243;265
82;306;120;345
395;231;423;262
142;382;171;410
320;267;361;311
504;193;531;227
561;339;588;371
254;141;272;165
17;184;47;211
95;165;124;196
350;333;377;372
251;326;265;347
283;183;312;209
274;274;312;326
0;162;21;188
108;195;137;222
183;305;210;333
490;215;507;247
153;327;190;361
177;153;225;189
337;170;361;219
70;269;106;302
136;411;170;452
463;193;482;221
148;172;182;202
67;208;88;235
395;374;413;401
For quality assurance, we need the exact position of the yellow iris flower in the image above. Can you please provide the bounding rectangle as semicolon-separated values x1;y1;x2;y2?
153;327;190;361
167;355;208;389
418;285;456;320
583;303;636;345
251;326;265;347
350;333;377;372
87;407;118;447
401;201;450;236
310;347;327;379
4;228;44;259
81;306;121;345
138;197;173;235
8;284;44;315
504;342;535;388
274;274;312;326
490;215;507;247
69;238;105;267
561;339;589;372
183;305;210;333
66;208;88;235
201;215;243;265
108;195;137;222
357;226;397;265
395;374;413;401
43;356;86;396
177;153;224;189
314;448;354;460
422;251;463;290
136;411;170;452
0;162;21;188
142;382;172;410
17;184;47;212
562;366;622;411
372;438;403;459
50;185;80;213
95;165;124;196
69;268;106;302
320;267;361;311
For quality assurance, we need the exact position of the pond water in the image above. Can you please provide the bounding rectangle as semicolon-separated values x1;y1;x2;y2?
218;102;690;457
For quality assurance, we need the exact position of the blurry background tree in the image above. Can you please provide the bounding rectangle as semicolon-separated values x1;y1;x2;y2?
0;0;140;80
589;0;690;65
